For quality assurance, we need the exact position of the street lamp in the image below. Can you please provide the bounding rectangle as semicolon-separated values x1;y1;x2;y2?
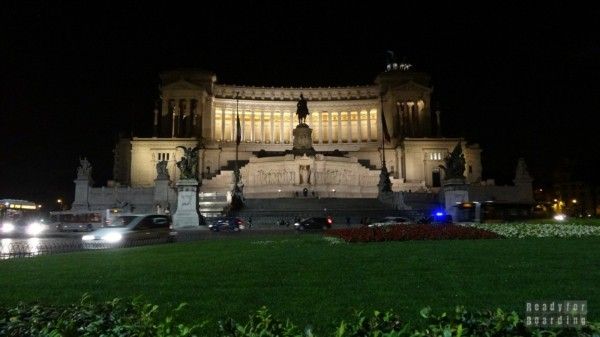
57;199;63;211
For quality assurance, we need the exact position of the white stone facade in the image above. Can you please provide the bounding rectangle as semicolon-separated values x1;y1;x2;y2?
81;68;533;209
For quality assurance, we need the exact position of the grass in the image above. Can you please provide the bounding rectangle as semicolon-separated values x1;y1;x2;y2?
0;234;599;334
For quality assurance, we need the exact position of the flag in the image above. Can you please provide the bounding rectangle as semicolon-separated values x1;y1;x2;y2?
381;109;391;142
235;112;241;146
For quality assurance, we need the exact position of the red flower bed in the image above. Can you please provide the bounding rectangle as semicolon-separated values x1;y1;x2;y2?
325;224;500;242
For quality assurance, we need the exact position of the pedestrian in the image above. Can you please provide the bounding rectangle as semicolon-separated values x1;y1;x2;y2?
346;216;351;227
248;216;253;229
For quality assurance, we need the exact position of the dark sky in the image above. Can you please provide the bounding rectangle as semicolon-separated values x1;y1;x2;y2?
1;2;599;209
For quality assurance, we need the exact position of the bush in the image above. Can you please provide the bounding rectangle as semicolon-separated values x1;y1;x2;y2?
2;297;599;336
0;294;202;337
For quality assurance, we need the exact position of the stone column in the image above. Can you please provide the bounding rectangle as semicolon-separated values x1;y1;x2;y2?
328;112;333;143
249;110;254;142
337;112;342;143
411;102;418;136
279;111;284;143
357;111;362;143
270;111;275;143
367;109;372;141
346;112;352;142
260;111;265;142
221;108;225;142
242;107;246;142
169;99;176;138
318;112;323;144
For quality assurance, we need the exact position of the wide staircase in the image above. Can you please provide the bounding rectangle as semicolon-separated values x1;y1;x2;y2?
230;197;427;227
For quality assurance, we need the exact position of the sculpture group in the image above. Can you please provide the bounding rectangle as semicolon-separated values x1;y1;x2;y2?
176;146;200;179
439;142;466;180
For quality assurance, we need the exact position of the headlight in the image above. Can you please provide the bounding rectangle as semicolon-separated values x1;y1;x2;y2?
294;222;300;227
101;232;122;243
1;222;15;233
26;222;46;236
553;214;566;221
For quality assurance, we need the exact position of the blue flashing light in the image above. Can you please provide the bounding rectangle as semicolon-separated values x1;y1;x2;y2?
435;211;444;217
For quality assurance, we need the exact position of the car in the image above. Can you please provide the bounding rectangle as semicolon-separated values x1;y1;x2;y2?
208;217;247;232
367;216;412;228
293;216;333;231
1;217;49;237
82;214;176;248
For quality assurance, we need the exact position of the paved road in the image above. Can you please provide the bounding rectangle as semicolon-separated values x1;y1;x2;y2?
0;227;301;259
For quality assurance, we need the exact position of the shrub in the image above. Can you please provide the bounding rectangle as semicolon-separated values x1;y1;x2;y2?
2;298;599;336
0;294;202;337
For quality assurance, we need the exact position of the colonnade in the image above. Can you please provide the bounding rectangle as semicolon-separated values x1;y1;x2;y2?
395;100;425;137
157;98;202;138
213;107;380;144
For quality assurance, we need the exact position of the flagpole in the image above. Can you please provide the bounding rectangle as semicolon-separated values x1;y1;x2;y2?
380;95;386;168
235;92;240;190
378;94;392;193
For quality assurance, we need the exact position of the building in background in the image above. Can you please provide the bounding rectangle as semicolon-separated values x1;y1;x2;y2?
72;64;533;218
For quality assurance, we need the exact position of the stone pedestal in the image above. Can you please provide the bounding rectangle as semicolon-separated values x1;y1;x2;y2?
173;179;205;228
153;178;171;213
72;178;91;211
292;124;316;156
441;178;469;221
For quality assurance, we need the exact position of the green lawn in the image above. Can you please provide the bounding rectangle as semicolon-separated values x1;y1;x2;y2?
0;235;598;334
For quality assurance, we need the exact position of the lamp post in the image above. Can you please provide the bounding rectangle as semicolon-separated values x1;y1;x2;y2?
57;198;63;211
378;95;392;193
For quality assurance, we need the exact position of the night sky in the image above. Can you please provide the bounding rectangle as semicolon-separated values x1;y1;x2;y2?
2;2;599;209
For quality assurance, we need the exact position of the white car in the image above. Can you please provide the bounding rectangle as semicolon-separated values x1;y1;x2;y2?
367;216;412;228
82;214;176;248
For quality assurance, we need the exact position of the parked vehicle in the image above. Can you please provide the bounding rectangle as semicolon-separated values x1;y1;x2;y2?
208;217;247;232
82;214;176;248
293;216;333;231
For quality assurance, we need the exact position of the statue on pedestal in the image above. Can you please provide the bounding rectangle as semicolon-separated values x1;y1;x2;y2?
296;93;310;125
156;160;170;179
176;146;200;179
77;157;92;179
439;142;466;180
